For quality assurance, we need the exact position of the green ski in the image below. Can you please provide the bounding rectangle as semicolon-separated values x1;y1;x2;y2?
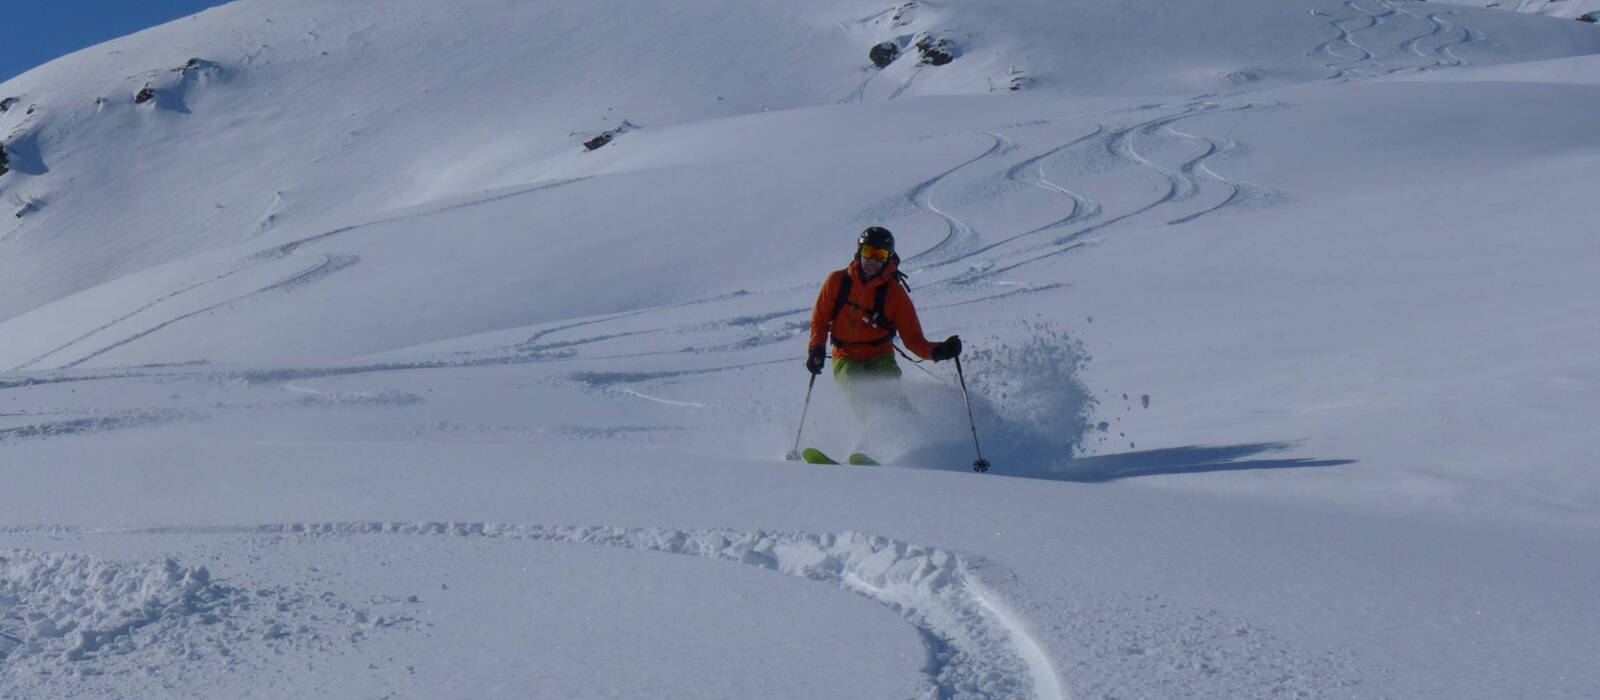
800;448;879;466
801;448;839;464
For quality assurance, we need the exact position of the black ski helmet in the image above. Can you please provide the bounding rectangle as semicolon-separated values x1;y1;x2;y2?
857;226;894;253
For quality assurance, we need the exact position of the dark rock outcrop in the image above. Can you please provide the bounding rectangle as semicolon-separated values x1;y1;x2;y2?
0;143;9;177
869;41;899;68
1579;12;1598;23
890;1;917;25
177;58;218;76
582;120;636;152
916;36;956;66
1005;68;1030;92
0;97;17;113
134;87;158;104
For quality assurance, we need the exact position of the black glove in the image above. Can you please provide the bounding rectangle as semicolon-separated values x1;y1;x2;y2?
931;335;962;362
805;345;827;375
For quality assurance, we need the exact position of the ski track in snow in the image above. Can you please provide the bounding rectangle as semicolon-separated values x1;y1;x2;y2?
843;68;881;103
1314;0;1486;80
910;124;1108;273
1315;1;1388;81
11;178;587;372
1001;126;1107;233
52;257;344;371
0;100;1271;396
921;102;1269;287
11;261;269;372
889;65;926;100
903;132;1010;267
1323;9;1376;60
1165;122;1265;226
0;408;197;443
1398;9;1453;68
5;522;1062;700
1402;10;1484;69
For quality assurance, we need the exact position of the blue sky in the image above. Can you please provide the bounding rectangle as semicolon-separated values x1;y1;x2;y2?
1;1;234;83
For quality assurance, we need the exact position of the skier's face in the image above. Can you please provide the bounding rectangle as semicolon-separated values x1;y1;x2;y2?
858;246;888;277
860;256;885;277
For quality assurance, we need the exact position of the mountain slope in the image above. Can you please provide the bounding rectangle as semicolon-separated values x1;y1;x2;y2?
4;0;1597;329
3;1;1600;698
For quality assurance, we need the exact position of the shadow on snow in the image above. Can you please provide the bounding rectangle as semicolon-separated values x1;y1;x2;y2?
900;439;1352;483
1040;442;1355;483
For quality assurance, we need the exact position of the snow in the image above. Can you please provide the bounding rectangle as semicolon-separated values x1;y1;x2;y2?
1436;0;1600;20
3;0;1600;697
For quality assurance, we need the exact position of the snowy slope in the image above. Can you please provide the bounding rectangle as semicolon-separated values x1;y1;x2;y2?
1436;0;1600;19
4;0;1600;698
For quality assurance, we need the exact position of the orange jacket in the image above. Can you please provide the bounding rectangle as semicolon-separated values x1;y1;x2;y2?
809;259;937;362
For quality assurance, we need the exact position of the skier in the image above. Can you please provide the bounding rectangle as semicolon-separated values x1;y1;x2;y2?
806;226;962;428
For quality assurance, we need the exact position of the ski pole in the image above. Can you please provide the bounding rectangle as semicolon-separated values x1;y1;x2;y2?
785;373;818;461
954;356;990;472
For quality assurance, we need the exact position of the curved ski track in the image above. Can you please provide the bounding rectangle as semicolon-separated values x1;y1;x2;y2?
903;132;1011;267
1315;0;1485;79
1395;7;1483;69
921;102;1269;287
1315;1;1389;81
27;521;1063;700
1004;125;1107;231
913;124;1107;271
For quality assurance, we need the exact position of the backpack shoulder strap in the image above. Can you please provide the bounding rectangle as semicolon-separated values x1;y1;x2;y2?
872;281;891;327
829;270;853;324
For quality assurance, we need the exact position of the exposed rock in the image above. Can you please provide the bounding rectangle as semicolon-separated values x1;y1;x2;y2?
0;143;9;177
890;1;918;26
134;86;158;104
13;196;40;218
915;36;957;66
582;120;636;152
869;41;899;68
0;97;17;113
176;58;219;76
1579;12;1598;23
1004;67;1030;92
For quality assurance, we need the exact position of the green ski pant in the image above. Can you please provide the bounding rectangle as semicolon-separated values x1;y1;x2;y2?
832;351;903;382
832;351;913;420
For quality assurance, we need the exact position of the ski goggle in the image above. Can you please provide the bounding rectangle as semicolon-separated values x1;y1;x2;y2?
859;245;892;261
